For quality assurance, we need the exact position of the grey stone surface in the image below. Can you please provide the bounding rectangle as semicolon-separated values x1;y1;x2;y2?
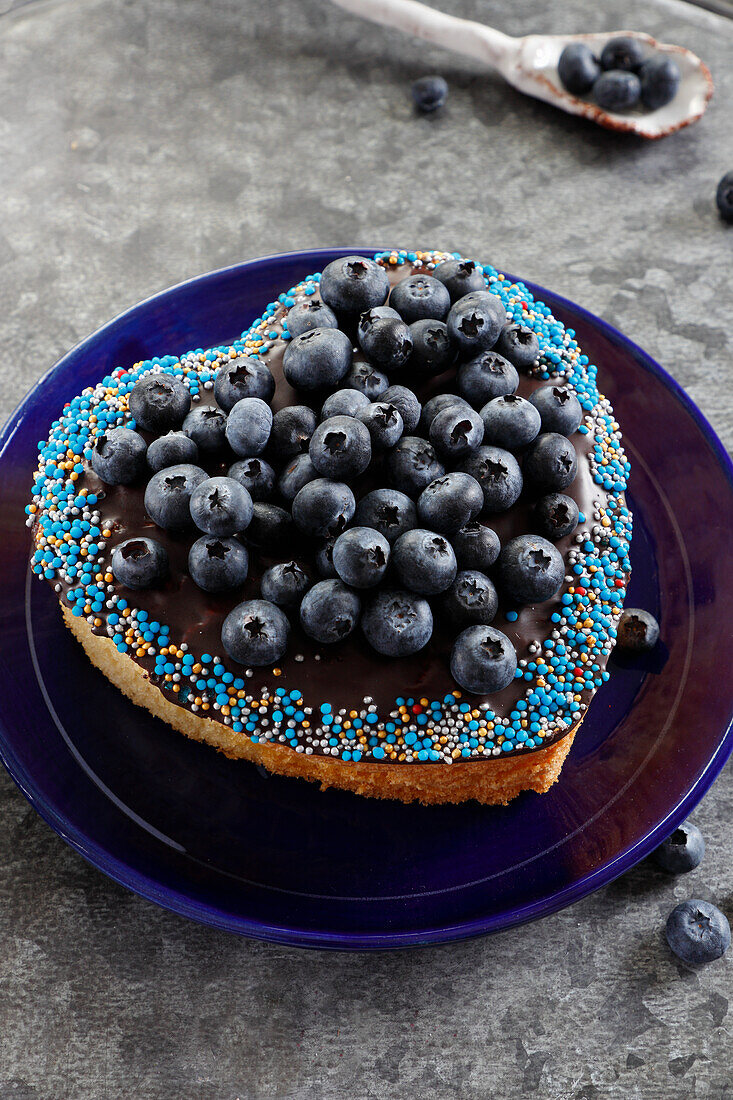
0;0;731;1096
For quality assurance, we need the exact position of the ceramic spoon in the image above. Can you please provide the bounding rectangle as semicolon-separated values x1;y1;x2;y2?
331;0;713;138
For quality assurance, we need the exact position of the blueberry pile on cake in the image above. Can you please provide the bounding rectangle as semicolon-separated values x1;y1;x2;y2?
27;250;632;805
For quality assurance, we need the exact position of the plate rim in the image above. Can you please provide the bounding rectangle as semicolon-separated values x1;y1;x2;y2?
1;246;732;951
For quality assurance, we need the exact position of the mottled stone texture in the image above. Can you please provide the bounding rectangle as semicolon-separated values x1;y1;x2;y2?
0;0;731;1096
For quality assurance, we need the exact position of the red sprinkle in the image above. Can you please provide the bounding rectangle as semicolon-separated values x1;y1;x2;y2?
411;704;422;714
575;586;587;596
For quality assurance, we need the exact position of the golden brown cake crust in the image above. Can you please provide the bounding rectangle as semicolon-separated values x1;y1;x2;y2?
62;603;577;806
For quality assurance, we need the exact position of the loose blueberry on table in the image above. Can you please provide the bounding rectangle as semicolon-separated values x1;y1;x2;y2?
29;248;633;772
716;171;733;224
558;36;681;114
411;75;449;113
666;900;730;966
653;821;705;874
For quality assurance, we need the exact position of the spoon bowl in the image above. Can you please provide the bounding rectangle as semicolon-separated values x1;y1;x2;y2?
332;0;714;139
514;30;713;138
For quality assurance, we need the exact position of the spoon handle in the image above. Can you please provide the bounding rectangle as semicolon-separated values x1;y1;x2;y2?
330;0;518;70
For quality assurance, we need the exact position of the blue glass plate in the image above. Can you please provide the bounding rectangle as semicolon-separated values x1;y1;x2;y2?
1;248;732;950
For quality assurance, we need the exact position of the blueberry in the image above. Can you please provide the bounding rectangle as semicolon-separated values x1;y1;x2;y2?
291;478;356;537
309;415;372;479
269;405;318;462
357;402;404;450
480;394;541;450
715;171;733;223
381;385;421;432
497;534;565;604
283;327;353;390
321;388;371;420
389;274;451;324
362;589;433;656
529;385;583;436
534;492;579;540
354;488;417;543
387;436;445;498
319;255;390;315
144;463;208;530
277;453;319;502
447;291;506;354
411;74;448;113
600;36;646;72
221;599;290;666
666;900;730;966
460;446;523;513
452;521;501;572
333;526;391;588
420;393;471;433
392;528;457;595
146;431;199;472
314;537;338;578
408;319;456;376
214;355;275;412
594;71;641;112
188;536;249;592
441;570;498;626
343;360;389;400
494;324;540;371
357;305;401;338
458;351;519;407
450;625;517;694
429;405;484;458
129;374;191;433
260;560;311;608
286;299;339;339
358;316;413;371
654;822;705;874
417;472;483;534
616;608;660;651
639;56;681;109
91;427;147;485
225;397;273;458
432;258;486;302
245;502;295;551
182;407;228;452
300;579;361;643
523;433;578;491
558;42;601;95
227;456;276;501
110;536;168;589
189;475;253;536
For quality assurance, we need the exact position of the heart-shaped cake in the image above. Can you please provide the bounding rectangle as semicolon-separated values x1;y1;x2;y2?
27;250;632;804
